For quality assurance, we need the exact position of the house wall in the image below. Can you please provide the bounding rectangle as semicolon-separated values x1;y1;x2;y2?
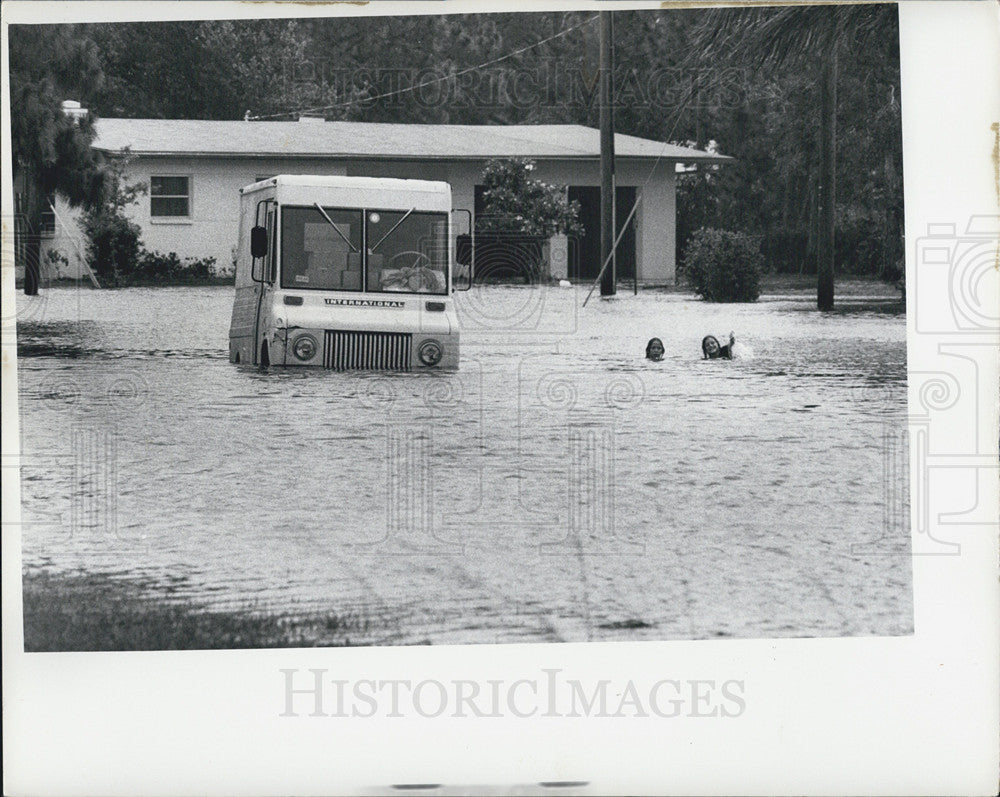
43;156;349;280
536;159;676;283
43;154;679;283
130;156;348;275
35;199;89;281
343;158;678;282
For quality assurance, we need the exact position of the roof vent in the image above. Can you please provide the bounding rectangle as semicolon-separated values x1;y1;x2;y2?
61;99;88;123
298;114;326;123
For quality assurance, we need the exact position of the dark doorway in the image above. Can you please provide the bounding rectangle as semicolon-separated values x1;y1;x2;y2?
474;184;486;218
567;186;637;281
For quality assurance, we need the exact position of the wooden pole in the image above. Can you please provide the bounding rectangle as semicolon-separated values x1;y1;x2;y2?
817;46;837;311
599;10;616;297
583;195;640;307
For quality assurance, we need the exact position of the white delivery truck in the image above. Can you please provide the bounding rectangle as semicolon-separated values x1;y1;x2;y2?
229;175;469;369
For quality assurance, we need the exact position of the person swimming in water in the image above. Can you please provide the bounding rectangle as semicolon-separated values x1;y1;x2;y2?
645;337;665;361
702;332;735;360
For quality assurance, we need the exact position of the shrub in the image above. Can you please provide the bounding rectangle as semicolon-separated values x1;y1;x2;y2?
130;250;217;284
681;228;763;303
45;248;70;276
81;209;143;282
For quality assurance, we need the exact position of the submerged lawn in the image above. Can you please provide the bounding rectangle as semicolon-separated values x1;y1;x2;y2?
22;570;366;651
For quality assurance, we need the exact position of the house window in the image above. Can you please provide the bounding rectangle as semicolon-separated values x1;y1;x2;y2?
40;193;56;236
151;176;190;217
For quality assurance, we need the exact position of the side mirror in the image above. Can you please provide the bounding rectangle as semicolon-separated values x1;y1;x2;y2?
250;225;268;259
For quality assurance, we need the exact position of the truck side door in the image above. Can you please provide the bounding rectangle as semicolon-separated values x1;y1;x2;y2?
254;205;278;364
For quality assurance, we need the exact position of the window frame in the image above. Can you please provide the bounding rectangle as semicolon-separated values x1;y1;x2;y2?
277;204;449;295
279;204;365;292
364;208;450;296
150;174;192;220
40;192;56;237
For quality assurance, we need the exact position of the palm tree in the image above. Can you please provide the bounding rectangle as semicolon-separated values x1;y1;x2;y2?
689;4;897;310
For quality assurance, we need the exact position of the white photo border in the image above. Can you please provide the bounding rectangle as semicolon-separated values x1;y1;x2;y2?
2;1;997;794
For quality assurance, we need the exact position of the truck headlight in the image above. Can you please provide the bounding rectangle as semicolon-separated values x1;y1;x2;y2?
417;339;443;366
292;334;318;361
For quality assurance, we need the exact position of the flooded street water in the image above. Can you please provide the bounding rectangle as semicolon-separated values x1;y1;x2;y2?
14;284;912;643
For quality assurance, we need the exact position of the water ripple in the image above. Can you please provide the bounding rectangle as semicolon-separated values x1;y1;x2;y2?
15;285;912;643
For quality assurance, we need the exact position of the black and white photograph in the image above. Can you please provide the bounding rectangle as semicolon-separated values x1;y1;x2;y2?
3;0;997;794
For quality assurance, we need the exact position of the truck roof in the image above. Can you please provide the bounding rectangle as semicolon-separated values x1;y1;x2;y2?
240;174;450;195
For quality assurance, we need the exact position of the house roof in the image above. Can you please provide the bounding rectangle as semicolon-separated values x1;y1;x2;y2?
91;119;731;163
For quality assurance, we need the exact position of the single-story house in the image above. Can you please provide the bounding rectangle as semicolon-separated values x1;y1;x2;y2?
37;117;730;283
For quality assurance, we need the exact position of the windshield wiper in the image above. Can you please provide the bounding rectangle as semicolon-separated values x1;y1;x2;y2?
313;203;359;253
369;207;415;252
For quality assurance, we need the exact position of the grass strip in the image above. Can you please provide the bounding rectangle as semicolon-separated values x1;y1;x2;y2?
22;569;365;651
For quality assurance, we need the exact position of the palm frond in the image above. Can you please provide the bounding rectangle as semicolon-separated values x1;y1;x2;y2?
684;4;897;72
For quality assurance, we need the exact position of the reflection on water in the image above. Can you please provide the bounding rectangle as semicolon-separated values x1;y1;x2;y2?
15;285;912;643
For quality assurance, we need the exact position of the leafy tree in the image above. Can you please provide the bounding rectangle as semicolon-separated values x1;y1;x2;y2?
477;158;583;237
79;150;146;284
472;158;583;284
9;24;108;294
195;20;313;119
88;20;310;120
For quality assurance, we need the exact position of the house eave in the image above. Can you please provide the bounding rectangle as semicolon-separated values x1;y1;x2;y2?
93;148;734;164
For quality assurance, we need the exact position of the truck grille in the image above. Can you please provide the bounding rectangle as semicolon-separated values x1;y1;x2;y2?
324;330;412;370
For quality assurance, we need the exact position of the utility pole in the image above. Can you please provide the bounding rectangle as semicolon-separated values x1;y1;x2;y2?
599;10;616;297
817;46;837;311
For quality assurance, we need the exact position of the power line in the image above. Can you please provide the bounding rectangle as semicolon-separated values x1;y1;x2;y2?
248;14;599;121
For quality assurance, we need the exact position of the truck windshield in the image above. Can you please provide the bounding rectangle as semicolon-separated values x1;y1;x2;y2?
280;206;448;294
366;210;448;295
281;206;363;291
